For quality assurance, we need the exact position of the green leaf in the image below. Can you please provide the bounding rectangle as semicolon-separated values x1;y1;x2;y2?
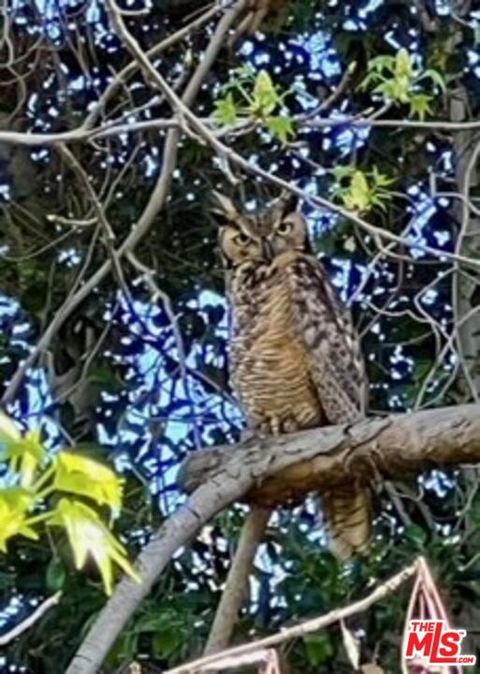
46;557;67;592
266;115;295;143
214;92;238;126
49;498;140;595
405;524;427;548
395;48;413;80
304;633;334;666
373;80;399;101
333;166;393;214
152;627;183;657
252;70;280;116
371;165;395;187
393;76;412;103
0;411;21;447
358;71;380;91
17;431;46;487
420;68;447;92
367;55;395;74
0;421;46;488
345;170;370;212
409;93;433;120
0;487;38;551
231;63;256;84
331;165;354;182
54;452;123;513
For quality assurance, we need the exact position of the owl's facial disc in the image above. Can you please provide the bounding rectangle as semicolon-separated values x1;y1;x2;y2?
266;211;310;256
213;190;311;267
218;220;264;267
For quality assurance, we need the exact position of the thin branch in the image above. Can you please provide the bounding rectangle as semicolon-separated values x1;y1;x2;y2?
2;115;480;148
100;0;480;273
300;116;480;131
83;2;223;129
201;647;280;672
316;61;357;113
127;251;202;450
0;592;62;646
168;559;420;674
452;124;480;401
225;157;480;272
204;506;272;655
0;119;178;146
65;466;254;674
1;0;247;406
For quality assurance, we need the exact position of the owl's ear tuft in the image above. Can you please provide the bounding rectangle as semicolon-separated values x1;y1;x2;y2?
211;191;239;226
278;189;300;218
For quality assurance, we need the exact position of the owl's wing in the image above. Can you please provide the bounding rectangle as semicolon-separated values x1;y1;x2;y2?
288;255;367;424
288;255;372;559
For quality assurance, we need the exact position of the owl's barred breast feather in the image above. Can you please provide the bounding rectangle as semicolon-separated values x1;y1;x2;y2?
230;256;324;433
228;249;372;559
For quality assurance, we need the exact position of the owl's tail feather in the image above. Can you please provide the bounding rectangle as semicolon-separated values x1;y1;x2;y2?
323;486;372;561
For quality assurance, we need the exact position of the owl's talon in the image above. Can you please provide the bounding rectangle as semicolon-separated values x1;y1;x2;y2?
240;428;267;446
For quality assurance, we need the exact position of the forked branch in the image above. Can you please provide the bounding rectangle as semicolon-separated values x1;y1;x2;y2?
68;403;480;674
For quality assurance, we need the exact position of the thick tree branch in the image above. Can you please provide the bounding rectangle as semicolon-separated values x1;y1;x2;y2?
68;403;480;674
180;404;480;506
66;466;255;674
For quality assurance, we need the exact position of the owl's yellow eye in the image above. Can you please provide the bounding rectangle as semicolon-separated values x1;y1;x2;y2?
234;232;252;246
276;221;293;235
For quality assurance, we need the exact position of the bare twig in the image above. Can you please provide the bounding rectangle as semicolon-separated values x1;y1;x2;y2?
1;0;247;406
2;115;480;149
83;2;223;129
127;251;202;450
0;592;62;646
204;506;272;655
300;116;480;131
96;2;480;273
202;647;280;672
452;108;480;401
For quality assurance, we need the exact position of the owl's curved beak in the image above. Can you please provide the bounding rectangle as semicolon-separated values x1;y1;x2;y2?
261;238;274;262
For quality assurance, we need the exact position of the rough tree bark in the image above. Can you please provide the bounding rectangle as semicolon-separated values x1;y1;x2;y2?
449;2;480;644
452;82;480;402
180;404;480;504
67;403;480;674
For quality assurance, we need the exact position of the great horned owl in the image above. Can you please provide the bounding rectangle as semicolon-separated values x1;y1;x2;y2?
213;190;372;559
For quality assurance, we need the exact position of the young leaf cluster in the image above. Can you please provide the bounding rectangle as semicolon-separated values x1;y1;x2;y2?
361;48;446;120
0;411;139;595
214;66;295;144
331;165;395;213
